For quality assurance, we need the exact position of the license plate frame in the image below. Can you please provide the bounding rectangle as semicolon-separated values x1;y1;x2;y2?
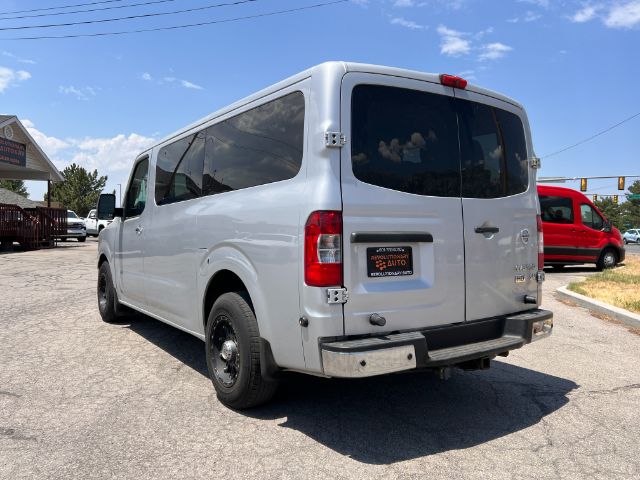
366;246;414;278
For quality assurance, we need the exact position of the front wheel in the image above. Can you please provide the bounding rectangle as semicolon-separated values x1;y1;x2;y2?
97;262;121;322
78;236;86;242
596;248;617;271
205;292;278;409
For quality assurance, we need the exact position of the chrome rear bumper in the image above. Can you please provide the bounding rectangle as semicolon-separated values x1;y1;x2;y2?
320;309;552;378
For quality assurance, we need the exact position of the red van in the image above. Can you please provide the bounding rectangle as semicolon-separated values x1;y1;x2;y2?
538;185;625;270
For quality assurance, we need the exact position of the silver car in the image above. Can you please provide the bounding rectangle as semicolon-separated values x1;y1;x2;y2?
623;229;640;244
95;62;552;409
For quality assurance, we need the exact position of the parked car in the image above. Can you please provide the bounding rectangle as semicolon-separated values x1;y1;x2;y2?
538;185;625;270
623;229;640;244
96;62;552;409
60;210;86;242
84;208;112;237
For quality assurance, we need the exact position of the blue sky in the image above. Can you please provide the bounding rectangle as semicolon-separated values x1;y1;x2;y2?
1;0;639;201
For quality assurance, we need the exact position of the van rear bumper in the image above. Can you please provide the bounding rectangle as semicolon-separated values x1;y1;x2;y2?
320;309;553;378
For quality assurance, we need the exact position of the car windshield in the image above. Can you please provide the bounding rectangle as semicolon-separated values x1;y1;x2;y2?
68;211;78;219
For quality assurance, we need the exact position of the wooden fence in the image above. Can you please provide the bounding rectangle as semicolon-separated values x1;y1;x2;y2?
0;203;68;249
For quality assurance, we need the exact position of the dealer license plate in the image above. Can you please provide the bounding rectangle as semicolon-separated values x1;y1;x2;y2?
366;246;413;278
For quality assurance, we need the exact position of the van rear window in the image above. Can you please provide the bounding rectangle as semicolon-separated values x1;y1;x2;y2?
351;85;529;198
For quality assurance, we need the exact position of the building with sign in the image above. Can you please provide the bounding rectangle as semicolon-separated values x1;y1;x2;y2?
0;115;66;249
0;115;64;193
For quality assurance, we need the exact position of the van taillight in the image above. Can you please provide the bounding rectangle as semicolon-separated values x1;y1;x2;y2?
536;214;544;270
304;211;343;287
440;74;468;89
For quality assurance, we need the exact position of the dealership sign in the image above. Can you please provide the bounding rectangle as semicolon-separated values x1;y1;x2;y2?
0;137;27;167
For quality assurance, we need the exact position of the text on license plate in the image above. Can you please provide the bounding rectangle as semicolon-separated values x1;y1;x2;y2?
366;246;413;277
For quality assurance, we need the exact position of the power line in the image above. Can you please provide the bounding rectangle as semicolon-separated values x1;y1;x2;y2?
2;0;348;40
0;0;126;16
541;111;640;159
0;0;179;21
0;0;260;31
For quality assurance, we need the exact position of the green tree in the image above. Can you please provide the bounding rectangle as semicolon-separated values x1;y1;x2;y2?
620;180;640;230
594;197;622;230
0;179;29;198
46;163;107;217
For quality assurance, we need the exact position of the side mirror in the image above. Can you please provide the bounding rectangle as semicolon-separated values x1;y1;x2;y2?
97;193;123;220
603;221;612;233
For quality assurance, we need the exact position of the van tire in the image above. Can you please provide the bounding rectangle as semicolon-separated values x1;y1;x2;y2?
97;262;120;323
205;292;278;409
596;248;617;271
78;236;86;242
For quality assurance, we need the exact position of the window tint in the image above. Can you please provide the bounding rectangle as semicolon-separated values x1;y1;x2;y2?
203;91;304;195
540;195;574;224
458;99;528;198
351;85;461;197
125;158;149;217
580;204;604;230
155;131;204;205
68;211;78;219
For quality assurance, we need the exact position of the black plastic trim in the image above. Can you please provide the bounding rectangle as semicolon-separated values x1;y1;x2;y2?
544;246;599;257
351;232;433;244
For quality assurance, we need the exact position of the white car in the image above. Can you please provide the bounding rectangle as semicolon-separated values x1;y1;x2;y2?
84;209;112;237
96;62;552;409
623;229;640;244
60;210;86;242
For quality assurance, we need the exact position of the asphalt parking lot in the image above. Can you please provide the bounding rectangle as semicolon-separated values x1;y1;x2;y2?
1;240;639;480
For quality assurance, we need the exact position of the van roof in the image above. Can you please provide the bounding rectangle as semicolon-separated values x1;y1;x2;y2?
150;61;525;153
538;185;591;200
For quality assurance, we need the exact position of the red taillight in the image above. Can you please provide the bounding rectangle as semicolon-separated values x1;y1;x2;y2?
304;211;343;287
440;74;468;89
536;214;544;270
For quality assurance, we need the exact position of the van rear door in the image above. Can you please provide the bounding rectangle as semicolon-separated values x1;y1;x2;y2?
340;73;466;335
454;89;539;321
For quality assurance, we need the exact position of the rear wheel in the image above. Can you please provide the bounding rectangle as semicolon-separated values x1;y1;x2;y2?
596;248;617;271
78;236;86;242
205;292;278;409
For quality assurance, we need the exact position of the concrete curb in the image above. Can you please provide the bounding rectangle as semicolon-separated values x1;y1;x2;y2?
556;286;640;329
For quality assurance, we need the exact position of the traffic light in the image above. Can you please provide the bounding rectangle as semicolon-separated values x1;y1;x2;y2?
580;178;587;192
593;194;598;201
613;195;619;203
618;176;625;190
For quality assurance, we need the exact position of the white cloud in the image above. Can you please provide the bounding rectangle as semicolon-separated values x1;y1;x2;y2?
59;85;97;101
390;16;427;29
605;0;640;28
180;80;203;90
0;66;31;93
570;5;601;23
518;0;549;7
393;0;427;6
22;119;70;155
71;133;156;172
437;25;471;56
479;42;513;60
508;10;542;22
141;72;152;81
2;51;36;65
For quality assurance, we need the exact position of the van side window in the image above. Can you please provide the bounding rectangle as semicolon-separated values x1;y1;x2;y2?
155;131;204;205
580;204;604;230
202;91;305;195
351;85;461;197
458;100;528;199
125;158;149;218
540;195;574;224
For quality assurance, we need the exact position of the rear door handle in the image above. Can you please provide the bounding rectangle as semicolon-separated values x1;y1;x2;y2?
474;226;499;234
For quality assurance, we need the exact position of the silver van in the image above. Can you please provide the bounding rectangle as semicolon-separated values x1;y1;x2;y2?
96;62;552;409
